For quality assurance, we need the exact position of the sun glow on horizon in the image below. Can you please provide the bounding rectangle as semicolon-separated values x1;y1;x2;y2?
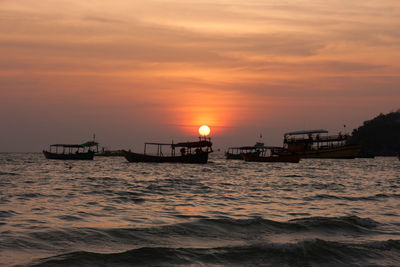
199;125;211;136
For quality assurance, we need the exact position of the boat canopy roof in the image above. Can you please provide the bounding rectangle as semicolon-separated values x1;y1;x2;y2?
229;145;283;150
50;144;84;148
284;129;328;136
172;140;212;148
50;141;98;148
145;140;212;148
145;142;171;146
229;146;259;150
229;142;265;150
144;137;212;149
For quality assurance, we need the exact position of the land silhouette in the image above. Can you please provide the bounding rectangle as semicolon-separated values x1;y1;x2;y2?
350;110;400;156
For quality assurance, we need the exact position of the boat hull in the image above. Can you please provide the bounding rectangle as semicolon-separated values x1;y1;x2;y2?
243;154;300;163
43;151;94;160
225;153;243;160
293;145;360;159
225;151;260;160
122;150;210;164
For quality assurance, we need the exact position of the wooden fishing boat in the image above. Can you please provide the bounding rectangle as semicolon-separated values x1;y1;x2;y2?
123;137;213;164
43;141;99;160
225;142;264;160
283;129;360;159
242;147;300;163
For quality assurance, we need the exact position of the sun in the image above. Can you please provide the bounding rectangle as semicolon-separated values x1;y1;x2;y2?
199;125;211;136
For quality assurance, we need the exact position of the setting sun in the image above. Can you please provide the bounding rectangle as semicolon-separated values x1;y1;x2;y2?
199;125;211;136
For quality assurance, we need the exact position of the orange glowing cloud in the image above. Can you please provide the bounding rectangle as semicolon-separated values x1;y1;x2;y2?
0;0;399;151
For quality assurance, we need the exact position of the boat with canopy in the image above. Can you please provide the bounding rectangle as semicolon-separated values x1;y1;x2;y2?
43;141;99;160
122;137;213;163
242;146;300;163
283;129;360;159
225;142;264;160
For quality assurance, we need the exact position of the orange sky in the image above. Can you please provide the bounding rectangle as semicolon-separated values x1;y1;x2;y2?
1;0;399;151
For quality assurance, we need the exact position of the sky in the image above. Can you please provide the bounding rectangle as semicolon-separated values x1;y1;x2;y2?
1;0;399;152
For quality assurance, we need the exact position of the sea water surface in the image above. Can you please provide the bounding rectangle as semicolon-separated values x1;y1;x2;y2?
0;153;399;266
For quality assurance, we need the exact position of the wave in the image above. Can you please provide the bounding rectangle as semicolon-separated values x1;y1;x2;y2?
303;193;400;201
26;239;400;267
5;216;383;252
0;210;18;219
180;215;381;235
288;216;379;231
0;171;18;176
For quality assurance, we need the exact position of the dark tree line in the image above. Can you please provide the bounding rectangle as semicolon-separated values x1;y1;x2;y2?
349;110;400;156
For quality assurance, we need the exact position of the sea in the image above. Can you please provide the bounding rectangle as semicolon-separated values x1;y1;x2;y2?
1;153;400;266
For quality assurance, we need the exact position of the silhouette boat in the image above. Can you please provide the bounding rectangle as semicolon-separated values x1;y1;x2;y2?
43;141;99;160
283;129;360;159
225;142;264;160
242;146;300;163
123;137;213;163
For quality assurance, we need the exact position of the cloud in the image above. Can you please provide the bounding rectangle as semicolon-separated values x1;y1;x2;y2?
0;0;399;150
83;16;124;24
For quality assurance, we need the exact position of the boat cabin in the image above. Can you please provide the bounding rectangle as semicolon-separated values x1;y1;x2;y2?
143;137;213;157
47;141;99;154
226;142;264;159
43;141;99;160
123;136;213;163
241;146;300;163
283;129;349;152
